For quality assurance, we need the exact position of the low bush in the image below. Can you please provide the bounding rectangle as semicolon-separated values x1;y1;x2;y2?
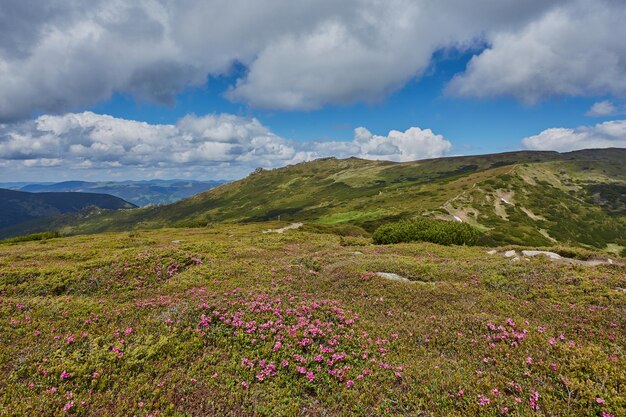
372;218;481;246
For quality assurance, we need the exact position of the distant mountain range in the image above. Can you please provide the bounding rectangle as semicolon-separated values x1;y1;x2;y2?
2;149;625;252
0;179;228;207
0;189;135;236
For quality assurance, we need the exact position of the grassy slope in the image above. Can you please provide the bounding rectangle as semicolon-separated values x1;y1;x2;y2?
52;149;626;250
0;225;624;416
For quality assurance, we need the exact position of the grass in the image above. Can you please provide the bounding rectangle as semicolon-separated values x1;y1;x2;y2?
1;223;624;416
5;149;625;252
318;210;388;224
0;231;62;245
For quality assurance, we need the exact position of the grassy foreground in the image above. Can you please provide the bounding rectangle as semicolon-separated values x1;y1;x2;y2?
1;224;624;416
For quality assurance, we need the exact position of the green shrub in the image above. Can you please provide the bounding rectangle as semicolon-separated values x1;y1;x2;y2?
0;231;62;244
372;218;481;246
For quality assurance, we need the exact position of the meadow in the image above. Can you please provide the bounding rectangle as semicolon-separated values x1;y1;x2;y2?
1;223;624;416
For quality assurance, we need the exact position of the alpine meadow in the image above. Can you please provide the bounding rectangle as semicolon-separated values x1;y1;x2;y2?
1;1;626;416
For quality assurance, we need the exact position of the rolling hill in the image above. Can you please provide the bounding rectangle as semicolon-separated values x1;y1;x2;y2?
4;148;626;251
15;179;228;207
0;189;136;237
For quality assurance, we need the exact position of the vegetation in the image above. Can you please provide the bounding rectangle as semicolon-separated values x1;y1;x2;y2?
0;231;62;244
373;218;481;245
3;149;624;251
0;224;624;416
0;188;136;238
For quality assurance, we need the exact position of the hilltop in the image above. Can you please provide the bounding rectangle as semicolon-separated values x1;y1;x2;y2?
25;148;625;252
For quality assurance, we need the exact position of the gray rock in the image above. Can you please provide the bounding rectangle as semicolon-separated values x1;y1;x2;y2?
376;272;411;282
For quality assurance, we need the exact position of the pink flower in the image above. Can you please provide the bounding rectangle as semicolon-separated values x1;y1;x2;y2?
124;327;133;335
60;370;71;380
457;390;464;397
529;391;540;410
63;401;74;411
345;380;354;388
596;397;605;404
478;394;491;406
550;363;558;371
525;356;533;365
241;381;249;389
501;407;509;414
306;372;315;382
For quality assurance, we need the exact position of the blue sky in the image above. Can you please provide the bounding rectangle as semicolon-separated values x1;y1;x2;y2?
1;1;625;181
92;49;611;154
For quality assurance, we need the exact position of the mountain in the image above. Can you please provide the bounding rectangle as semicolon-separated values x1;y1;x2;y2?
17;179;228;206
0;189;136;237
5;148;626;251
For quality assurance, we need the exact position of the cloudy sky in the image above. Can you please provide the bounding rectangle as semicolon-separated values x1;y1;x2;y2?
1;0;626;181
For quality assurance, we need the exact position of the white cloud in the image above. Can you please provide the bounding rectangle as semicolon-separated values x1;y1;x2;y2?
522;120;626;152
5;1;626;120
586;100;618;117
310;127;452;162
0;112;453;179
446;1;626;103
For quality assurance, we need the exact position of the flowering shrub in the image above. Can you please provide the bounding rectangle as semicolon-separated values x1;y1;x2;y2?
0;224;623;416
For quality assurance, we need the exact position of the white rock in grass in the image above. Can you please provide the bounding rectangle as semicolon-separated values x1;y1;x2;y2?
376;272;411;283
521;250;562;260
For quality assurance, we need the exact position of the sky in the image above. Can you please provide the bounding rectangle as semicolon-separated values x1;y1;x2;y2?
1;0;626;182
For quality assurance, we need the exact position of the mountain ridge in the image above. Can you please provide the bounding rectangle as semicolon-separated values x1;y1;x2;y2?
3;148;625;251
0;189;136;237
15;179;228;206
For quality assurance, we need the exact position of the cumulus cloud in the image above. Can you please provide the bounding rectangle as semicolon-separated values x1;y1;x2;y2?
3;0;625;120
447;0;626;103
522;120;626;152
310;127;452;162
0;112;453;179
586;100;619;117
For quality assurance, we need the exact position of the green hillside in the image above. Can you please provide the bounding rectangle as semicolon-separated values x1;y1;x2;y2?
0;189;136;238
33;148;625;252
